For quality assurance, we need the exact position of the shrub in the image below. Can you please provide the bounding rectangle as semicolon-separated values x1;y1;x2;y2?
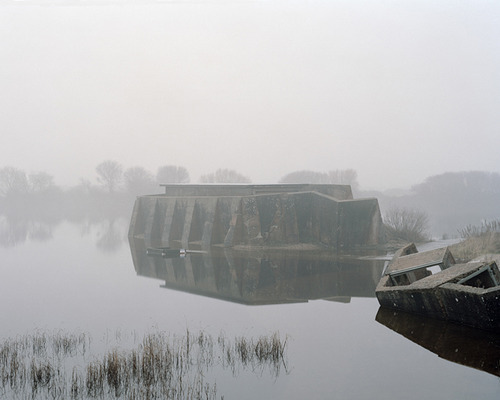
383;207;429;243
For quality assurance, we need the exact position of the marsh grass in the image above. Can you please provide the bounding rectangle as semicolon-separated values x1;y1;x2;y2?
451;232;500;262
224;333;288;377
458;219;500;239
0;330;288;399
452;220;500;262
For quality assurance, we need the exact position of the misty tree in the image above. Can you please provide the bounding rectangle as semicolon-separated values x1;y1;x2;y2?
412;171;500;196
73;178;94;196
156;165;190;184
410;171;500;223
96;160;123;193
327;169;359;192
28;171;55;194
0;168;58;198
0;166;30;197
199;168;251;183
124;166;157;195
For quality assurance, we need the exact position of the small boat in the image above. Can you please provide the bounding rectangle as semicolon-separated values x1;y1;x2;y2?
146;247;186;258
376;243;500;332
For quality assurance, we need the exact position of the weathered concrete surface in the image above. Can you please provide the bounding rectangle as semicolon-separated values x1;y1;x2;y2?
385;246;455;275
160;183;353;199
128;184;385;250
129;238;385;305
376;244;500;331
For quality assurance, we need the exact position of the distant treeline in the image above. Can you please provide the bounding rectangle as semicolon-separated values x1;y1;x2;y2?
0;162;256;200
0;162;360;199
1;163;499;238
364;171;500;237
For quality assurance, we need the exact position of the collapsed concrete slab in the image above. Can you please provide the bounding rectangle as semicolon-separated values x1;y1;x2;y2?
376;243;500;332
128;184;385;251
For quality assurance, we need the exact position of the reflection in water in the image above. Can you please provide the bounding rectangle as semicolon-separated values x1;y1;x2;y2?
129;238;386;305
376;307;500;377
0;195;133;250
95;219;124;253
0;211;129;253
28;221;54;242
0;214;54;247
0;214;29;247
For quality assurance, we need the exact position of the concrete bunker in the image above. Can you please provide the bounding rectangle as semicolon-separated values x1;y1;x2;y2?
128;184;386;251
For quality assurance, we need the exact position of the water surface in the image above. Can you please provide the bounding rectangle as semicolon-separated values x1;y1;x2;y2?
1;214;499;399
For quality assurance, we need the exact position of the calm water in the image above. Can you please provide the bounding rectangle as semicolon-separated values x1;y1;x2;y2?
1;213;499;399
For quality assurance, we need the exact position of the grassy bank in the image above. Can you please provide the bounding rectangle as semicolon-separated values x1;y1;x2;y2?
450;232;500;263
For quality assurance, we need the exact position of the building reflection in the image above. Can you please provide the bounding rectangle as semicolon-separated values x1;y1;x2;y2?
376;307;500;377
129;237;386;305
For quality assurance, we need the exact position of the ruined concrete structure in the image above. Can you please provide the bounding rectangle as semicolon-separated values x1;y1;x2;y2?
376;244;500;332
128;184;385;250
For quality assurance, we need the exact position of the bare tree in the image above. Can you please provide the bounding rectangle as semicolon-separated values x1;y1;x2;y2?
28;171;55;193
199;168;251;183
0;166;29;197
384;206;429;242
75;178;94;196
327;169;359;191
156;165;190;184
124;166;157;194
96;160;123;193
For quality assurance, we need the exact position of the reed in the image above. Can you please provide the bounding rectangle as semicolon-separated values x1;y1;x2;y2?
458;219;500;239
452;220;500;262
0;329;288;399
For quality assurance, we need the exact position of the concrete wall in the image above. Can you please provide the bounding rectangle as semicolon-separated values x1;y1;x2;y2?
376;281;500;331
128;184;385;250
160;183;353;199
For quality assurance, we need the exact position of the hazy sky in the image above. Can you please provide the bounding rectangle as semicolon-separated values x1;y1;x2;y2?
1;0;499;190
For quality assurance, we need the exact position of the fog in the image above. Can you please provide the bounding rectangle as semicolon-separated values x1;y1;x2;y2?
1;0;499;190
